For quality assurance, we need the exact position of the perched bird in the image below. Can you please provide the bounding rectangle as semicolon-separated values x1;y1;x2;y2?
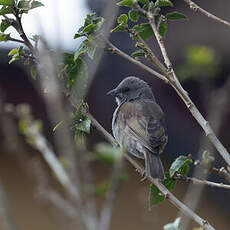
107;76;167;180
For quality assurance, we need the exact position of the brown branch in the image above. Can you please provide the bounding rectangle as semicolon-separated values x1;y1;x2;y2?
130;7;230;168
175;174;230;190
183;0;230;27
89;114;215;230
102;37;169;83
11;7;34;52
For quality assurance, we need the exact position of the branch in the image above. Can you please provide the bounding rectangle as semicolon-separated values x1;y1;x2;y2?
99;157;123;230
120;7;230;168
11;7;34;52
211;167;230;182
101;37;169;83
0;181;17;230
175;174;230;190
183;0;230;27
89;114;215;230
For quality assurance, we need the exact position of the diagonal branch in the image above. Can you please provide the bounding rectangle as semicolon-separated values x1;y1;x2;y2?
183;0;230;27
89;113;215;230
175;174;230;190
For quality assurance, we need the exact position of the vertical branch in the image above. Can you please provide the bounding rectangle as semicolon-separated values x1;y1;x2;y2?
0;181;17;230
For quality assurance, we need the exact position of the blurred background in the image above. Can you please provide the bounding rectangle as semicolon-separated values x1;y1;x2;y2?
0;0;230;229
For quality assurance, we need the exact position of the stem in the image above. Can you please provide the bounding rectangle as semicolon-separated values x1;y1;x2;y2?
183;0;230;27
175;174;230;190
12;7;34;52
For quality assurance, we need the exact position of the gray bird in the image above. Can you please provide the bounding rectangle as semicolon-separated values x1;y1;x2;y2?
107;76;167;180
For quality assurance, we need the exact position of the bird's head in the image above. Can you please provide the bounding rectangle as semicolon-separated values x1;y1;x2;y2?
107;76;155;105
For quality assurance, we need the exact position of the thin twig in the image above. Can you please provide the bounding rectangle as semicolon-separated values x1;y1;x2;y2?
211;167;230;182
102;37;169;83
175;174;230;190
183;0;230;27
89;114;215;230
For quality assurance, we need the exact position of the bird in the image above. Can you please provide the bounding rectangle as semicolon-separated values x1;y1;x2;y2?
107;76;167;180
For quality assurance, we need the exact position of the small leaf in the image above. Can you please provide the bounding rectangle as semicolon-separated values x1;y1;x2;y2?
74;33;85;39
82;23;95;33
30;65;37;80
166;11;187;20
149;173;176;208
133;23;154;40
0;20;11;32
30;1;44;9
74;43;88;60
8;48;18;56
0;6;13;14
75;116;91;134
128;10;139;22
111;24;126;33
117;14;128;24
17;0;30;10
155;0;173;7
159;21;168;37
117;0;136;7
0;32;9;41
131;49;145;58
0;0;13;6
169;155;192;178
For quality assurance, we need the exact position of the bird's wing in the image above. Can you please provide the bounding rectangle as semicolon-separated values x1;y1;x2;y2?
117;100;167;155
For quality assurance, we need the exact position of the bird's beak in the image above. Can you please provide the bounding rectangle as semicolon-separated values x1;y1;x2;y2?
107;88;118;96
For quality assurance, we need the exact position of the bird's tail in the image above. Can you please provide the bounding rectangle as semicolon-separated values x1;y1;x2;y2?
145;153;165;180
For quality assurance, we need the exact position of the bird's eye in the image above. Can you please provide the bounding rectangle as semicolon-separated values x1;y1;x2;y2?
122;87;130;93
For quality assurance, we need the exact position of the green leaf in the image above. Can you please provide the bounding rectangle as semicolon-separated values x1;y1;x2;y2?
17;0;30;10
159;21;168;37
0;0;13;6
68;57;88;100
117;0;136;7
82;23;95;33
111;24;126;33
9;54;20;64
74;33;86;39
133;23;154;40
30;1;44;9
166;11;187;20
131;49;145;58
75;116;91;133
0;6;13;14
74;43;88;60
30;65;37;80
117;14;128;24
8;48;18;56
149;173;176;208
155;0;173;7
0;20;10;32
128;10;139;22
169;155;192;178
0;32;9;41
164;217;182;230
